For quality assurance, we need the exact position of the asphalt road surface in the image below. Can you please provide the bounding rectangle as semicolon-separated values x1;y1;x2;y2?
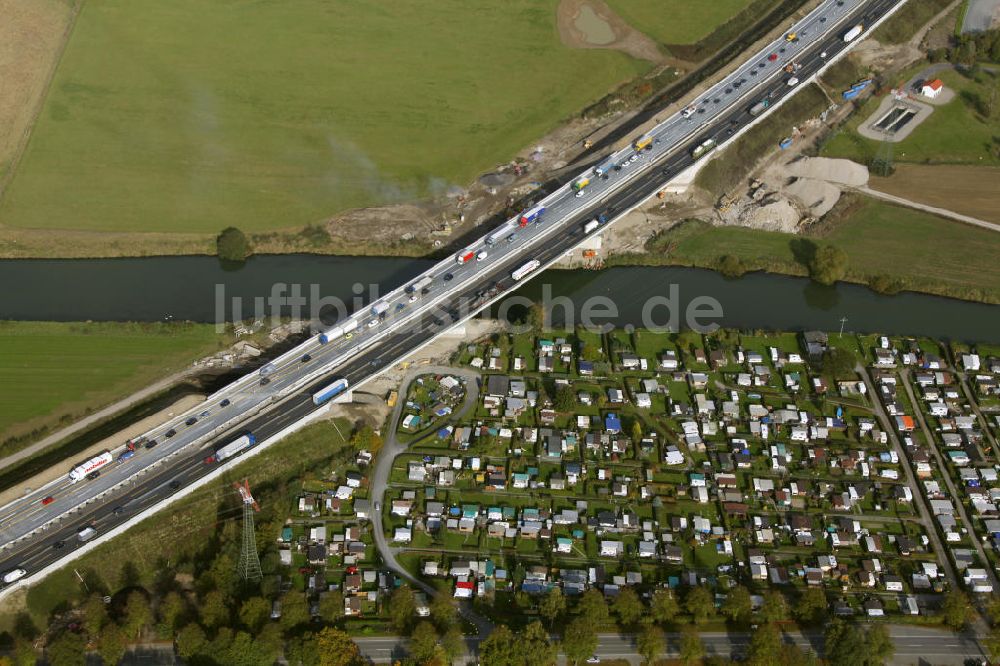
355;625;985;665
0;0;904;587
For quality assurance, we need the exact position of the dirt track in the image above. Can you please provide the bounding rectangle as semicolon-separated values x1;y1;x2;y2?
870;164;1000;224
0;0;79;188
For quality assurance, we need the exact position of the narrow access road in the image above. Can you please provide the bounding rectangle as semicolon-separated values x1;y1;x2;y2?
900;369;1000;594
859;365;961;592
368;365;492;636
856;186;1000;233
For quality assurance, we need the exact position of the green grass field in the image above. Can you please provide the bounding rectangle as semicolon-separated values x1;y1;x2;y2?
630;196;1000;302
604;0;755;46
0;321;226;447
0;0;648;235
822;67;1000;165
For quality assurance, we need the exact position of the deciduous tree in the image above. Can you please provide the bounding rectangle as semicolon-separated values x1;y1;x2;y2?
409;621;443;664
388;586;417;634
539;588;566;627
239;596;271;633
636;623;664;666
612;586;644;628
650;589;680;625
318;590;344;624
217;227;251;262
562;617;598;666
316;627;363;666
200;590;230;630
794;587;828;624
721;585;752;623
122;591;152;640
479;625;517;666
576;588;610;627
679;624;704;665
176;623;208;661
746;622;782;666
809;245;848;285
942;590;974;630
685;586;714;624
521;621;557;666
759;590;788;623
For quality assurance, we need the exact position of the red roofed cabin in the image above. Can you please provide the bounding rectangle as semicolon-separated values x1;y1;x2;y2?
921;79;943;99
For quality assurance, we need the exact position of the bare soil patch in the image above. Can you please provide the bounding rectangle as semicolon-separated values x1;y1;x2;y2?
557;0;667;64
870;164;1000;224
0;0;78;185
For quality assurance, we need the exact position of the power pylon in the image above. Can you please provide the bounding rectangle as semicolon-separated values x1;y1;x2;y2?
235;479;262;582
870;133;895;177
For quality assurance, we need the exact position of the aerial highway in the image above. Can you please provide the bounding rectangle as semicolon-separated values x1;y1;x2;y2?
0;0;905;590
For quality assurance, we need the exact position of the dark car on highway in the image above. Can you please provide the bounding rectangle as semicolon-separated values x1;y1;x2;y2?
86;471;100;481
144;439;158;449
220;398;231;407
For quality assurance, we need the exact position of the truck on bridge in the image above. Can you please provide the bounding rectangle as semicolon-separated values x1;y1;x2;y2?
512;259;541;282
843;24;864;42
312;378;350;406
692;139;717;160
319;318;358;344
204;434;257;464
633;135;653;151
370;301;390;317
571;176;591;192
749;99;770;116
406;276;433;294
68;451;113;483
594;157;617;177
518;205;545;227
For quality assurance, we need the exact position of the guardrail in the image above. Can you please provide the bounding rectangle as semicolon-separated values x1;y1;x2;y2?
0;0;896;554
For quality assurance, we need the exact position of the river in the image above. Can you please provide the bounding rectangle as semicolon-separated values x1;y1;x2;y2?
1;256;999;342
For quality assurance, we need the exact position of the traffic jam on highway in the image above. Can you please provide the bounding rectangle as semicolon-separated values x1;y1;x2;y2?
2;0;884;588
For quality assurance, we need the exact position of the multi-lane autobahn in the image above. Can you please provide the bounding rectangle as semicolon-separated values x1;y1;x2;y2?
0;0;904;589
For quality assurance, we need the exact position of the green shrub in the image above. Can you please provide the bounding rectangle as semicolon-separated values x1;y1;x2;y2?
216;227;251;262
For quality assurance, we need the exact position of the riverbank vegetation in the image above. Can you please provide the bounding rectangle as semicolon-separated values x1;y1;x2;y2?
606;196;1000;304
0;321;229;457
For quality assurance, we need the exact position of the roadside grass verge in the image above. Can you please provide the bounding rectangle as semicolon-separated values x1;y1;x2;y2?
0;0;647;236
871;0;954;44
821;67;1000;165
607;195;1000;303
0;321;230;454
695;83;829;195
11;418;352;627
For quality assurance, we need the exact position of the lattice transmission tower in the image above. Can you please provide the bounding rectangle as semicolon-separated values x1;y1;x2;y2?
235;479;263;582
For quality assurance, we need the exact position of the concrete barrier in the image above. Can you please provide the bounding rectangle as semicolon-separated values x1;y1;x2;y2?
0;404;331;602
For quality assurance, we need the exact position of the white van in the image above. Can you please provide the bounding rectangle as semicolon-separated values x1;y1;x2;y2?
77;526;97;542
2;568;26;584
